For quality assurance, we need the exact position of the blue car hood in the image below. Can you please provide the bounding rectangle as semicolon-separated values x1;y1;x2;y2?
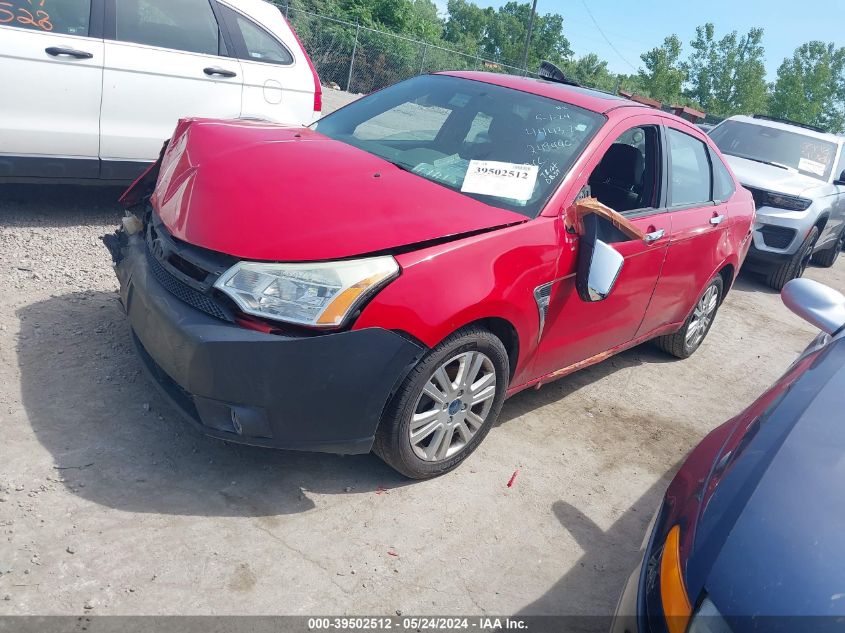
689;338;845;617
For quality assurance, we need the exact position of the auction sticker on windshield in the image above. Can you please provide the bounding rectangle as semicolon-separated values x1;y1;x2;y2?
461;160;539;201
798;157;826;177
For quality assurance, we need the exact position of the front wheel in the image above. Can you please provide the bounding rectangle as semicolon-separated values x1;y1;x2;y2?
654;275;724;359
766;226;819;290
374;327;509;479
811;229;844;268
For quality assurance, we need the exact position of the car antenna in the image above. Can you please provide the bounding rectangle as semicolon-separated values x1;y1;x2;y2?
538;60;581;87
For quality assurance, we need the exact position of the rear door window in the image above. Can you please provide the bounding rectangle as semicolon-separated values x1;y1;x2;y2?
114;0;223;55
667;128;712;206
0;0;90;35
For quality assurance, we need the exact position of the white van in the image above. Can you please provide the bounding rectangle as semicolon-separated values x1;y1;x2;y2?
0;0;322;182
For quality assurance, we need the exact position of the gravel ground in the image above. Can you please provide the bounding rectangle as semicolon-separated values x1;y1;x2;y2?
1;108;843;619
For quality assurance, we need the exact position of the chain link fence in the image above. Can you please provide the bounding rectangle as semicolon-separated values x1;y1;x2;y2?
273;2;537;94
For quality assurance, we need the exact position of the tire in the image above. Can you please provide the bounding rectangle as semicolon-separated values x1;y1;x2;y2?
811;229;844;268
373;326;509;479
654;275;724;359
765;226;819;290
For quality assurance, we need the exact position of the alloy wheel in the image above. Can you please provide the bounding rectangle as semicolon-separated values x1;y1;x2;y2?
409;351;497;462
686;284;719;349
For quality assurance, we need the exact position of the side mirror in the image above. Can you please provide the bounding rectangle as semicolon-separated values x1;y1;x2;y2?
576;213;624;302
834;169;845;186
782;278;845;335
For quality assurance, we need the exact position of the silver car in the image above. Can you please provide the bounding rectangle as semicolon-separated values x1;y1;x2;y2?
710;115;845;289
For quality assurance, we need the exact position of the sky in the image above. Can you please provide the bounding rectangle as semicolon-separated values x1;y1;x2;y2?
433;0;845;81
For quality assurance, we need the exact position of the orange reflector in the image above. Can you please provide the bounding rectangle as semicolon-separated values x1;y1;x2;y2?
660;525;692;633
316;274;385;326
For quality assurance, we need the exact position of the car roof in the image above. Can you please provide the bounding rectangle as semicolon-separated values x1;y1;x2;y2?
725;114;844;145
437;71;643;115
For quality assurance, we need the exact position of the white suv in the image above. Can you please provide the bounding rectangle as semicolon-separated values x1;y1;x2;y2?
710;115;845;289
0;0;321;183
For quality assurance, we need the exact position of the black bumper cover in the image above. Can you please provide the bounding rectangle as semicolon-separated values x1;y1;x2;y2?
114;233;424;454
742;242;792;271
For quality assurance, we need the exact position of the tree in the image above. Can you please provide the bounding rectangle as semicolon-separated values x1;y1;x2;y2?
684;23;768;117
407;0;442;42
564;54;615;91
770;41;845;133
443;0;571;69
638;35;685;104
442;0;495;51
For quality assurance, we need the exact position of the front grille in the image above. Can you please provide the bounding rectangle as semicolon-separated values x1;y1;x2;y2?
147;248;234;322
759;225;796;249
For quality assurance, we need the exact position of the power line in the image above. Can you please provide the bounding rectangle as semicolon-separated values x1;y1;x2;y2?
579;0;639;73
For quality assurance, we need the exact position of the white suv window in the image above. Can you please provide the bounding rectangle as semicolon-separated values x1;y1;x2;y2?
115;0;222;55
234;12;292;64
834;147;845;183
0;0;90;35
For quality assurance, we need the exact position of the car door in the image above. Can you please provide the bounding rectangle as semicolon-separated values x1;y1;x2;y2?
98;0;243;178
532;116;672;379
0;0;103;178
216;1;317;126
637;121;728;335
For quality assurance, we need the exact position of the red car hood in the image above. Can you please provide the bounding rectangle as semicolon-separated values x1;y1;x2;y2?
149;119;526;261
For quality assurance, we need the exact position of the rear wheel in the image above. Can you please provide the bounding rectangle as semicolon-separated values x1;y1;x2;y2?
766;226;819;290
654;275;724;359
374;326;509;479
811;229;844;268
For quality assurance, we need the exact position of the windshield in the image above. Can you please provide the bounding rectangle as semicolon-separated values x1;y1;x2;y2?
313;74;606;218
710;120;837;182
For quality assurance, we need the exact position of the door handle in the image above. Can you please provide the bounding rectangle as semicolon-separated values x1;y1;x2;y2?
643;229;665;244
710;214;725;226
45;46;93;59
204;67;237;78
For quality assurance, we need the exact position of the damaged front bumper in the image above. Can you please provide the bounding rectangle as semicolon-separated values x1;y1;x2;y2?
109;229;424;454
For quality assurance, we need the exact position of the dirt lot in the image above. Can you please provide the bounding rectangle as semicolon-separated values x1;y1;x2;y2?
1;148;843;619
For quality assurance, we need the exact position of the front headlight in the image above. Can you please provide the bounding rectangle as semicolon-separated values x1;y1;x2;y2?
214;256;399;328
687;597;732;633
764;192;812;211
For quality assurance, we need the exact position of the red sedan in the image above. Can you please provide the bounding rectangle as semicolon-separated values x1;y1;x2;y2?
107;69;754;479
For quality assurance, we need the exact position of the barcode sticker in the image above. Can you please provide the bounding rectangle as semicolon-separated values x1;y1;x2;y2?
461;160;539;201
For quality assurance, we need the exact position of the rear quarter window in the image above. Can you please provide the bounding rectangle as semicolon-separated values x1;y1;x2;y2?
218;4;294;65
709;147;735;201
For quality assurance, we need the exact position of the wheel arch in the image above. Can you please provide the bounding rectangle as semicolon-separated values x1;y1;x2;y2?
463;317;520;381
716;262;736;304
815;213;830;235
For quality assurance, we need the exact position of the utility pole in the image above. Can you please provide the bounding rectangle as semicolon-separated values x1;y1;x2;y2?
347;22;360;93
520;0;538;74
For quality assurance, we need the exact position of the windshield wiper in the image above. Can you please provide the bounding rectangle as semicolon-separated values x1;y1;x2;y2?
726;153;792;171
387;160;415;173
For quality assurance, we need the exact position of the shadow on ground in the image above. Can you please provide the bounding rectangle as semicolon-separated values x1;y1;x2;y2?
0;184;124;227
17;290;410;518
512;472;676;631
19;288;683;520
